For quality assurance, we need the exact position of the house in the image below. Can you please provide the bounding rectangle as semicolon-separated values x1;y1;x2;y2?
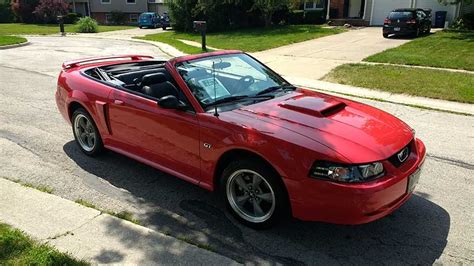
68;0;168;24
303;0;466;26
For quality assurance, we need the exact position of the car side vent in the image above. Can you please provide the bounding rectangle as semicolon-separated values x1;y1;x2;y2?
320;102;346;117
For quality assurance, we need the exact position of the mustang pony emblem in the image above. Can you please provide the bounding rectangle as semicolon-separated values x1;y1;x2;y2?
397;147;409;163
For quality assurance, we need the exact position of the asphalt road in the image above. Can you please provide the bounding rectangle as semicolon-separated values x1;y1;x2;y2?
0;36;473;265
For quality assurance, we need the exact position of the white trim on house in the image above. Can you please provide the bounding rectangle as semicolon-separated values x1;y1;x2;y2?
304;0;325;11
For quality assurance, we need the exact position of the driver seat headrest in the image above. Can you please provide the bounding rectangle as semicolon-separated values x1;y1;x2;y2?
141;73;168;86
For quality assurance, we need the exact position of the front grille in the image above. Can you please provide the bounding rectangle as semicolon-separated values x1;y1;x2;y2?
388;141;412;168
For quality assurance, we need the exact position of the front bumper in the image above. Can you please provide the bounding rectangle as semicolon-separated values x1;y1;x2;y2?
291;138;426;224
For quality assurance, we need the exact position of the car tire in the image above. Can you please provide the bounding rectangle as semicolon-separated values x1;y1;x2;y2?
220;159;290;229
383;33;389;38
139;26;143;29
72;108;104;157
162;26;166;30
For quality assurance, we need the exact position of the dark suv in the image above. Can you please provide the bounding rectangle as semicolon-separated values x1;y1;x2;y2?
383;8;432;38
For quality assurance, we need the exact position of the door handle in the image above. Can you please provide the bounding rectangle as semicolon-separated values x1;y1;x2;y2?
114;99;124;105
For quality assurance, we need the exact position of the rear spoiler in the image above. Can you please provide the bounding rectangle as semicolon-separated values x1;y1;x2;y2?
62;54;154;69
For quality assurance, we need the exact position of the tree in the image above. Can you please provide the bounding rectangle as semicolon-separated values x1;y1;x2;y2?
251;0;290;27
33;0;69;23
11;0;40;23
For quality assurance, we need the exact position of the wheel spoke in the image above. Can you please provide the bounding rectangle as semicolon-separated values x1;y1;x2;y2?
79;118;87;130
80;132;87;140
235;175;247;190
87;135;94;147
252;174;262;188
256;193;273;203
252;200;264;217
86;120;93;131
235;195;249;206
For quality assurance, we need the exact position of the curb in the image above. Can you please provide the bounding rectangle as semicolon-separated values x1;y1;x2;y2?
0;41;30;50
0;178;238;265
360;61;474;75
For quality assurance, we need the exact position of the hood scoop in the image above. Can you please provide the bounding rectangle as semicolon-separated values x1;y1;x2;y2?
278;96;346;117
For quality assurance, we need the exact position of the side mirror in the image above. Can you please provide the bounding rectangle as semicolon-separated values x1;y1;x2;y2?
157;95;186;110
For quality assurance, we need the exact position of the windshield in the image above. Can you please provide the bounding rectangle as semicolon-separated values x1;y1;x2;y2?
176;53;289;111
389;11;414;20
140;14;152;19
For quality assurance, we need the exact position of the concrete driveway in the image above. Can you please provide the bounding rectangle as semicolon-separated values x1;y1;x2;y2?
253;27;411;80
1;35;473;265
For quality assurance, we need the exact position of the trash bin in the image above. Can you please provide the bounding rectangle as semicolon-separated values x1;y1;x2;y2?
435;11;447;28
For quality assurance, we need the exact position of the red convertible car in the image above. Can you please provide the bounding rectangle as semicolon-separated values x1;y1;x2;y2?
56;51;426;229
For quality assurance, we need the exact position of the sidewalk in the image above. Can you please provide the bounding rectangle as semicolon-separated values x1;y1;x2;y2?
0;178;237;265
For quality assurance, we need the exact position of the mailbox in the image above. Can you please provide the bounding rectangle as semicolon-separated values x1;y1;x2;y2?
193;21;207;32
193;21;207;51
57;15;65;36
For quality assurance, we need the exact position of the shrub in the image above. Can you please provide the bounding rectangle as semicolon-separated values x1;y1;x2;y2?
462;12;474;30
304;10;325;24
451;12;474;30
0;1;14;23
167;0;263;32
76;16;98;33
63;12;81;24
11;0;40;23
33;0;69;24
110;10;127;25
289;10;304;24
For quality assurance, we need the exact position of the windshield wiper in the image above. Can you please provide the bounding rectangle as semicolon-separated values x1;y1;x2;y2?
207;95;274;107
256;84;296;96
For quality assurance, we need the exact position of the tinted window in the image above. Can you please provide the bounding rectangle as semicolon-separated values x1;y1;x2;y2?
389;12;414;19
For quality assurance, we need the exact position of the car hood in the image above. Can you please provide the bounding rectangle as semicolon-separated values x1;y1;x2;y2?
233;89;413;163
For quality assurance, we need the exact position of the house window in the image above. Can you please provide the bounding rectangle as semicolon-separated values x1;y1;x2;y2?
126;0;136;4
105;14;112;24
304;0;324;10
101;0;110;4
148;0;155;3
130;14;138;23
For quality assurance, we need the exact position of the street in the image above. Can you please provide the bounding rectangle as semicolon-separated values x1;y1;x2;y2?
0;36;473;264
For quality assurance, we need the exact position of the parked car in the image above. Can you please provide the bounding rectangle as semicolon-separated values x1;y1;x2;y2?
138;12;160;29
383;8;432;38
161;12;170;30
56;51;426;229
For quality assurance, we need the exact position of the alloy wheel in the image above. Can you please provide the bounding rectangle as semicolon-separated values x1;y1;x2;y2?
226;169;276;223
74;114;96;152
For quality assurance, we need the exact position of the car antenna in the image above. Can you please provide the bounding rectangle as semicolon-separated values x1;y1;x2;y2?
212;61;219;117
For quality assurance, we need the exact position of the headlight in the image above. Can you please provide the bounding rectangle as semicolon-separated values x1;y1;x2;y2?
309;161;384;183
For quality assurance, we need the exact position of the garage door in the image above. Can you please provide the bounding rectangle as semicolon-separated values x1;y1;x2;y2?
371;0;412;25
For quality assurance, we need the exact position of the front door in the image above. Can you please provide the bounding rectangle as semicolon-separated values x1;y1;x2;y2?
107;89;201;183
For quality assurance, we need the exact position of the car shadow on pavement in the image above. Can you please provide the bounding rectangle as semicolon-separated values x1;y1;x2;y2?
64;141;450;265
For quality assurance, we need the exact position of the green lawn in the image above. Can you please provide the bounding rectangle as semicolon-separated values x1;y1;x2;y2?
0;223;88;265
0;35;27;46
365;31;474;71
0;23;134;35
323;64;474;103
137;25;344;54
